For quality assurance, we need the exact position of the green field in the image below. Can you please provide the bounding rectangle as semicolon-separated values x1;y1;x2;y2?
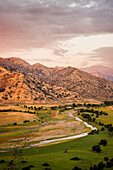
0;104;113;170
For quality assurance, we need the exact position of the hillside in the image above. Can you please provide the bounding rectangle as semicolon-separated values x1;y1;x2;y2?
43;66;113;99
0;66;74;103
80;65;113;82
0;57;113;102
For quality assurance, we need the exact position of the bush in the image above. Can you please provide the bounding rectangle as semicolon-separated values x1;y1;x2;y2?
14;122;17;125
89;130;96;135
22;167;30;170
104;157;109;161
101;127;105;131
106;161;112;168
28;165;35;168
22;165;34;170
23;120;30;123
99;139;107;146
0;88;5;92
0;160;5;163
72;166;81;170
110;158;113;162
98;161;105;169
70;157;80;161
92;145;101;153
21;160;27;163
42;163;50;166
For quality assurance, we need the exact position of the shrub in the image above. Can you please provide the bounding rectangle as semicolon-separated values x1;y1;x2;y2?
22;165;34;170
70;157;80;161
13;122;17;125
0;88;5;92
28;165;35;168
21;160;27;163
72;166;81;170
42;163;50;166
92;145;101;153
104;157;109;161
23;120;30;123
106;161;112;168
89;130;96;135
0;160;5;163
97;161;105;169
101;127;105;131
99;139;107;146
110;158;113;162
22;167;30;170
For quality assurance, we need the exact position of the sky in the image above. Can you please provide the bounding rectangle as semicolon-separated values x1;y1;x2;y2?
0;0;113;68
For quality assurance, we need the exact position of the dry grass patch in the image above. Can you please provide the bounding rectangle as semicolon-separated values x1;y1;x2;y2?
0;112;37;126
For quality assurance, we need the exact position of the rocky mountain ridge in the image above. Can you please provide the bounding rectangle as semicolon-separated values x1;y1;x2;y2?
0;57;113;103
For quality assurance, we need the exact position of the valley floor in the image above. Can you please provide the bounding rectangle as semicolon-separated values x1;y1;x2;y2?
0;103;113;169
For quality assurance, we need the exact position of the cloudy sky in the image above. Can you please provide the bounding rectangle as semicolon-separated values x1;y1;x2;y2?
0;0;113;68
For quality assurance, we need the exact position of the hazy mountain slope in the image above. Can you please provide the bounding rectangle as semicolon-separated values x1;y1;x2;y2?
80;65;113;82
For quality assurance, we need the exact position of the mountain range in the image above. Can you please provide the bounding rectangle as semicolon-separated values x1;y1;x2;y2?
80;65;113;82
0;57;113;103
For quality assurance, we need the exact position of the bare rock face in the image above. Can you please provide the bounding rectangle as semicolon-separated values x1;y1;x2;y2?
0;57;113;103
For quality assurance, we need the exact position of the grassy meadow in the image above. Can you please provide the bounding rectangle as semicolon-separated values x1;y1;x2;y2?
0;103;113;169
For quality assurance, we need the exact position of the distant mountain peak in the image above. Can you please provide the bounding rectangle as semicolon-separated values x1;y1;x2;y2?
80;65;113;82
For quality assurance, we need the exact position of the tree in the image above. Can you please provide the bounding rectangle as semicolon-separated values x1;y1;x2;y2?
72;166;81;170
13;122;17;126
99;139;107;146
92;145;101;153
97;161;105;169
72;103;76;108
104;157;109;161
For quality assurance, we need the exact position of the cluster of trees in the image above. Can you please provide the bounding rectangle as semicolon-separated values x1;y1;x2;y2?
0;109;13;112
90;161;106;170
92;139;107;153
98;122;113;134
80;109;108;117
89;129;99;135
90;158;113;170
104;124;113;135
97;123;113;135
81;113;95;122
72;103;103;108
24;105;43;111
99;139;107;146
0;108;38;115
104;101;113;106
51;106;58;110
92;145;102;153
